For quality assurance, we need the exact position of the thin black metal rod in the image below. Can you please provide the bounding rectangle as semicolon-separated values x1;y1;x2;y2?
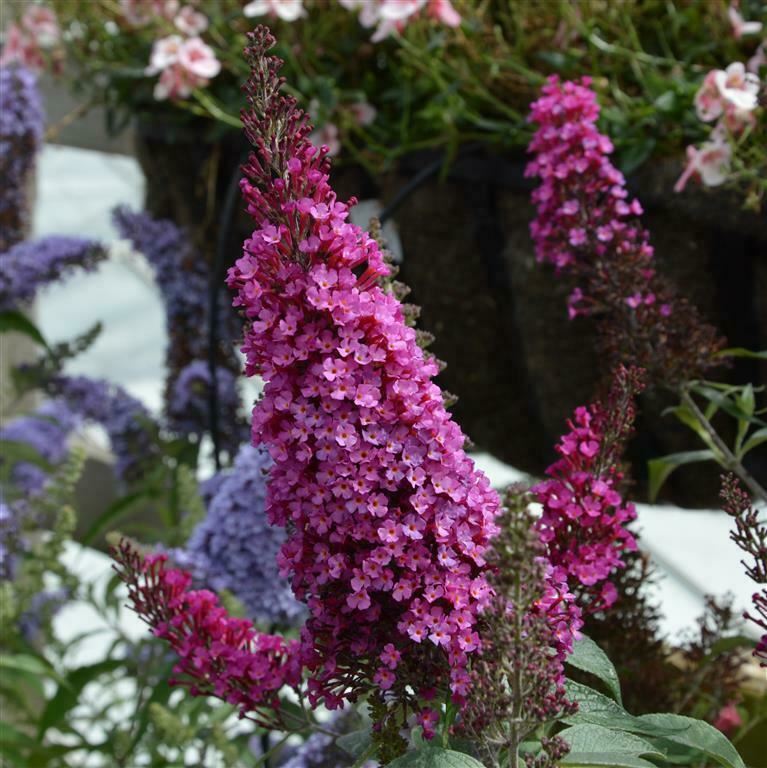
378;154;447;226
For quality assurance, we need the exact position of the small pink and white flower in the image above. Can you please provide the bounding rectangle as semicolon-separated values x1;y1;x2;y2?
728;3;763;39
243;0;306;21
153;66;192;101
21;6;60;47
714;701;742;735
178;37;221;80
714;62;760;113
310;121;341;157
147;35;184;74
694;70;725;122
147;36;220;101
341;0;460;41
674;139;732;193
120;0;179;25
175;5;209;36
694;62;760;133
428;0;461;26
748;43;766;74
348;101;377;127
0;4;60;71
377;0;425;21
0;24;44;71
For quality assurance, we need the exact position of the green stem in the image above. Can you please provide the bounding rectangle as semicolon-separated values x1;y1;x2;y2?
681;389;767;504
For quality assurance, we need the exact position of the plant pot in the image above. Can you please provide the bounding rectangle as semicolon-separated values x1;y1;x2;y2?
382;148;767;506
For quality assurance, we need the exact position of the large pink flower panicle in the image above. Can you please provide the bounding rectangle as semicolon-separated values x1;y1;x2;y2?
525;77;724;386
533;366;645;614
112;539;301;726
228;27;501;714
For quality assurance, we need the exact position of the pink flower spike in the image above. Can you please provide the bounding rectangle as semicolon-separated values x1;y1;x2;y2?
225;26;501;714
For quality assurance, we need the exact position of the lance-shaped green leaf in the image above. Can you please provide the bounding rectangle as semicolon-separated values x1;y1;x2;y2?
559;724;663;757
636;714;745;768
647;450;715;501
566;636;622;704
387;746;486;768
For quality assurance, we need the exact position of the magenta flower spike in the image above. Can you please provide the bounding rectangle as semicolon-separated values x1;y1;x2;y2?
227;26;501;711
115;26;501;729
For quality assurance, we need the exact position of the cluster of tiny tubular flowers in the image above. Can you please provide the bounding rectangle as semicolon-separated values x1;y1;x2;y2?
533;367;645;614
112;540;302;724
227;27;501;711
720;475;767;665
526;76;724;385
459;488;577;768
0;64;44;253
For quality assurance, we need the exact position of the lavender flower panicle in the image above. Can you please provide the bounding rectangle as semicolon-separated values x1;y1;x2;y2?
0;236;105;311
0;399;78;495
18;587;69;645
0;64;44;253
277;710;358;768
175;444;304;627
169;360;248;455
111;206;244;447
49;375;159;484
0;501;19;581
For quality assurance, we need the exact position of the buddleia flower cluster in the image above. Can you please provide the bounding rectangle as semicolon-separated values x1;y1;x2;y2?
49;375;159;484
113;540;303;727
0;64;44;253
0;236;106;312
720;474;767;665
0;399;78;496
0;436;83;645
168;361;247;454
525;77;724;385
461;487;577;768
115;26;501;738
533;367;645;613
174;444;304;627
112;207;245;454
230;26;500;717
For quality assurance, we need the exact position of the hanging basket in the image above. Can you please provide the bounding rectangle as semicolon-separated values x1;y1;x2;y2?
382;148;767;507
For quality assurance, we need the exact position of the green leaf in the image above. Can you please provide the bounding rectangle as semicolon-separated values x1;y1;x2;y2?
387;746;486;768
566;636;622;704
742;427;767;456
737;384;755;419
689;384;767;428
337;728;373;759
647;450;715;501
716;347;767;360
80;490;150;546
653;90;676;111
564;682;649;733
665;404;714;445
617;137;656;174
636;714;745;768
38;659;124;738
704;634;755;662
0;310;50;350
0;654;62;683
559;725;663;757
560;754;657;768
